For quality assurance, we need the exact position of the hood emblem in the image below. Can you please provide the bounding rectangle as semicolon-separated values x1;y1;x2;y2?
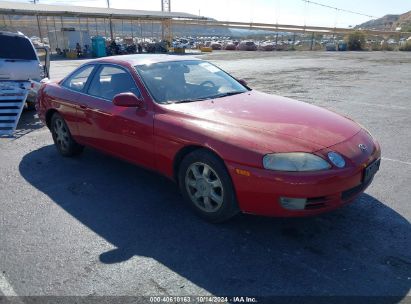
358;144;367;152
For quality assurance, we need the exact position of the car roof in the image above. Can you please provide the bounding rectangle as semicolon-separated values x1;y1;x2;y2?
94;54;202;67
0;31;28;38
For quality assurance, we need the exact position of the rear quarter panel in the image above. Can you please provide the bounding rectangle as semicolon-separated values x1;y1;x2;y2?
38;82;81;137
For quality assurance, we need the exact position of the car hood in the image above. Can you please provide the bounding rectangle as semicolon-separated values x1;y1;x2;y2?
164;90;361;153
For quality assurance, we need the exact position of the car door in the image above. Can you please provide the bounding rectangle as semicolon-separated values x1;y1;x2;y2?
77;64;155;169
55;64;97;138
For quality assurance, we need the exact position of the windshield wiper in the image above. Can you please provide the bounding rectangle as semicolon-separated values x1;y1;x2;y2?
167;96;212;104
165;91;244;104
210;91;244;99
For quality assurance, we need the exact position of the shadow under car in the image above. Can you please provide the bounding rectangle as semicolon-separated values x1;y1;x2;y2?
19;145;411;300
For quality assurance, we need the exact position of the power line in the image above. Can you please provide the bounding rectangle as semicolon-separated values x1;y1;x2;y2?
301;0;377;19
26;0;102;3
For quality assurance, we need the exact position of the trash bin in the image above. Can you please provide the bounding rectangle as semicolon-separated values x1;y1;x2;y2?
92;36;107;57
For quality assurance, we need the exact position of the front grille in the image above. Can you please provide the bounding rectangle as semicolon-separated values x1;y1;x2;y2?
305;197;328;210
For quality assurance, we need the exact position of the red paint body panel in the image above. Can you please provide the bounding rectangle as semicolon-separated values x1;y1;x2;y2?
163;90;361;149
37;55;381;217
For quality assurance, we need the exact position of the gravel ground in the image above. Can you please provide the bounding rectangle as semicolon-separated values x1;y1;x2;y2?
0;51;410;301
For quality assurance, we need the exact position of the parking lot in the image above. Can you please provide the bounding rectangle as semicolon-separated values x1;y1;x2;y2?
1;51;410;300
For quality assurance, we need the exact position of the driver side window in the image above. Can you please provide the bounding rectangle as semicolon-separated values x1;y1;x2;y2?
87;65;141;101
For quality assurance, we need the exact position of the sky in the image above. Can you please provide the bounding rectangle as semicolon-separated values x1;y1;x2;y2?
14;0;411;28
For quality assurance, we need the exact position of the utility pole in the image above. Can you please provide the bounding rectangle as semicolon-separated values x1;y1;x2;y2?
107;0;113;40
161;0;172;45
161;0;171;12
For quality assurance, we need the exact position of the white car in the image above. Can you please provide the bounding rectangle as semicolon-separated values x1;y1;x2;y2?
0;31;48;108
173;38;190;49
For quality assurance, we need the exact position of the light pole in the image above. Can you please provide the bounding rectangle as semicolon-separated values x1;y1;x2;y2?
161;0;172;44
107;0;113;40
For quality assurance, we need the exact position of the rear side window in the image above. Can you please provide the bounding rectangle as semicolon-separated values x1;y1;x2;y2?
0;35;37;60
62;65;95;92
87;65;141;100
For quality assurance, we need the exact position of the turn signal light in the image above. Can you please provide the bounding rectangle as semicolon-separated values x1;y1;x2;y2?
235;168;251;176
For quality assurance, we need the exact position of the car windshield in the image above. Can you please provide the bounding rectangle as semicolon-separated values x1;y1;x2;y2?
135;60;248;104
0;35;37;60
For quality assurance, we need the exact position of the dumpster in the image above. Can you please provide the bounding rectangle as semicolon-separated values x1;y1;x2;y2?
92;36;107;57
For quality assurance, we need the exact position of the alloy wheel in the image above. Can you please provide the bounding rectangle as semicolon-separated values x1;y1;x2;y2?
185;162;224;213
53;118;70;151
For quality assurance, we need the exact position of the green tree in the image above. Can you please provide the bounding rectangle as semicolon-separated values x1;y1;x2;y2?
345;31;366;51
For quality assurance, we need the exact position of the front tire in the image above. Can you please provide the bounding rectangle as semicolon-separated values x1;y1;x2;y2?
178;149;239;223
50;112;84;157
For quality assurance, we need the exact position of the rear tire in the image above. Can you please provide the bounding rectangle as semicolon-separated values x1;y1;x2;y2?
50;112;84;157
178;149;239;223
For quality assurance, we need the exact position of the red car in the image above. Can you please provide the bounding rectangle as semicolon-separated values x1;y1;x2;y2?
36;55;381;222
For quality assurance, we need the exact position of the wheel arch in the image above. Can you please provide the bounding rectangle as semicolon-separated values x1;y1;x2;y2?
173;145;226;183
45;108;59;129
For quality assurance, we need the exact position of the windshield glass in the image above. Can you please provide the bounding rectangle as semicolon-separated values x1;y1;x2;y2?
0;35;37;60
135;60;248;104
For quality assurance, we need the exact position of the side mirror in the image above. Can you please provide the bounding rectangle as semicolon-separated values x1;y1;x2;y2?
113;92;144;108
238;79;248;87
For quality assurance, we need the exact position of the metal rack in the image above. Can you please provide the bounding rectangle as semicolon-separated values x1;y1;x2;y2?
0;81;30;137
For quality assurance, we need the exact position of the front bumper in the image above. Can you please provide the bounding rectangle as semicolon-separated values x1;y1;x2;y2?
226;130;381;217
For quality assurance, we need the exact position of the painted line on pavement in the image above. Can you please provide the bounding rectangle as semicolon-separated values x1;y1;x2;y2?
0;272;18;296
382;157;411;166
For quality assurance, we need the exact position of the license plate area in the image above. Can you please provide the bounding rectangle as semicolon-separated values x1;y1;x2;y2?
362;158;381;183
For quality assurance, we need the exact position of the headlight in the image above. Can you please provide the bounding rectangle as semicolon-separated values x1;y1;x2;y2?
327;152;346;168
263;153;331;172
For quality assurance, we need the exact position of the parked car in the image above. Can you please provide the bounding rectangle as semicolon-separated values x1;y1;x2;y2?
0;31;48;109
173;38;190;49
387;39;397;45
210;42;222;50
237;41;257;51
326;43;337;51
224;42;237;50
258;42;275;51
37;55;381;222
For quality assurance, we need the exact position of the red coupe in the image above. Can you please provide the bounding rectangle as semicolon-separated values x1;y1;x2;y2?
37;55;381;222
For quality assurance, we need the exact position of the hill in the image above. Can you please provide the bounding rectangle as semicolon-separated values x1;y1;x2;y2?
356;10;411;32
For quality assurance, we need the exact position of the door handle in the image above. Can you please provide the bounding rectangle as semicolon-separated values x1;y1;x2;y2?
79;104;88;109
